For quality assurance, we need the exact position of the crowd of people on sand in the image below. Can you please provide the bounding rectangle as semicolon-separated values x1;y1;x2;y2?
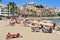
5;17;60;40
6;17;60;39
9;17;60;33
23;18;60;33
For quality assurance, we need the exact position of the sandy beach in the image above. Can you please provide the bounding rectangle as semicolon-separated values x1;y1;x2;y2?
0;20;60;40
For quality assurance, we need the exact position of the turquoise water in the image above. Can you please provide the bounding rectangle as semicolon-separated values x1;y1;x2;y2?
50;19;60;23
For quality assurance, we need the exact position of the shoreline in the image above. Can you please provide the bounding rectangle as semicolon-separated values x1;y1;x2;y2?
21;16;60;20
30;16;60;20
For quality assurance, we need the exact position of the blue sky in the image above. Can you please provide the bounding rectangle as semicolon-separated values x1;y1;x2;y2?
1;0;60;8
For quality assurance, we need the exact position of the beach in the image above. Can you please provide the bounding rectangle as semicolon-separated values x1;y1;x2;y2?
0;20;60;40
0;0;60;40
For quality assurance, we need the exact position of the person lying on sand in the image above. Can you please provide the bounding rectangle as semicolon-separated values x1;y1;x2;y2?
6;33;21;39
12;33;20;38
6;32;12;39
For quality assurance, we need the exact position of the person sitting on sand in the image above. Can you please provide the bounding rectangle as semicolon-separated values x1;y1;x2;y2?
42;26;53;33
31;23;35;32
10;18;16;26
53;22;56;30
48;26;53;33
42;27;48;33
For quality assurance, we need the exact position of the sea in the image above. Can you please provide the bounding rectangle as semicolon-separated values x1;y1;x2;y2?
50;19;60;23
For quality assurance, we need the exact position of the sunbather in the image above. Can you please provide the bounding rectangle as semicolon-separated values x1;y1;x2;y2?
12;33;20;38
6;33;12;39
9;18;16;26
6;33;20;39
42;26;52;33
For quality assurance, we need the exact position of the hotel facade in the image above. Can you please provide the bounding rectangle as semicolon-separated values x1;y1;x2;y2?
22;2;58;17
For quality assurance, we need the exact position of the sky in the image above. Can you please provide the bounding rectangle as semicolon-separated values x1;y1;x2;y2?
1;0;60;8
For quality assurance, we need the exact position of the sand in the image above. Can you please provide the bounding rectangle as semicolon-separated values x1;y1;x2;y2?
0;20;60;40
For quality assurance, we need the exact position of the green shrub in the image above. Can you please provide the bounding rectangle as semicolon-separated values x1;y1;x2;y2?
58;12;60;16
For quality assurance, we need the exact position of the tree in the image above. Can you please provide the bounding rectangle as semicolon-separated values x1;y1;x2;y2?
15;6;20;17
27;9;29;13
35;5;44;8
7;2;17;17
57;12;60;16
7;4;10;16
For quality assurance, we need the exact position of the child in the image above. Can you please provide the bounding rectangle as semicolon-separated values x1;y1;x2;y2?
48;26;53;33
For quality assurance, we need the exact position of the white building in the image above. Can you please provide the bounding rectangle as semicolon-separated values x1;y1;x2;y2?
0;3;12;17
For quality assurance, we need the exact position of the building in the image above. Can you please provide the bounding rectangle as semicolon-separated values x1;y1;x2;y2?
24;2;35;10
23;2;57;17
0;3;12;17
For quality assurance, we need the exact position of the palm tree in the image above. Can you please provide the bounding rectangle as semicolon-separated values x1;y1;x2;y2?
15;6;20;17
7;2;17;17
7;4;10;16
